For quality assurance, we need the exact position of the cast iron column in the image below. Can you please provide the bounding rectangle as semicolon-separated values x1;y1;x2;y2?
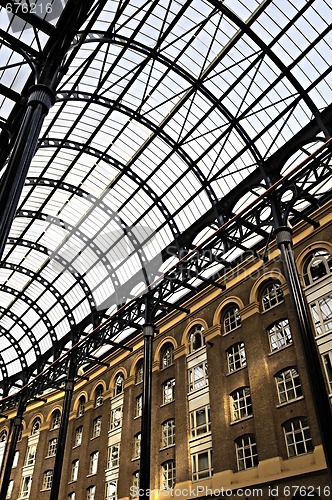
0;84;54;261
275;226;332;482
139;296;154;500
0;399;25;500
50;357;76;500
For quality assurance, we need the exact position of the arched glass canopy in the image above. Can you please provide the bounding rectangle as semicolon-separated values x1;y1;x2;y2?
0;0;331;400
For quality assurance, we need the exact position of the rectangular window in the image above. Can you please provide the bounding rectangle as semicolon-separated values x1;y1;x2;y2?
92;417;101;438
25;445;36;466
20;476;32;498
105;480;117;500
107;444;120;468
190;406;211;437
191;450;213;481
135;394;142;417
42;471;53;490
162;420;175;447
322;351;332;393
89;452;99;475
188;362;208;392
110;406;123;431
310;294;332;335
74;426;83;447
6;480;14;499
134;434;141;459
47;438;58;457
71;460;79;482
162;379;175;404
268;320;292;352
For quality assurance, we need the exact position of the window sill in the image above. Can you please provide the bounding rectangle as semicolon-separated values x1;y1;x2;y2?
222;325;242;336
90;435;101;440
160;400;175;408
261;301;284;314
131;457;140;462
159;444;175;451
268;343;293;356
86;473;97;478
230;415;253;425
134;415;141;420
226;366;247;377
276;396;304;408
161;363;174;371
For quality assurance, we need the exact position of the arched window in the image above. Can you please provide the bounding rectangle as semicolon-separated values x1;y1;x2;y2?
161;344;174;369
283;417;313;457
303;249;332;286
235;434;258;471
0;430;7;442
230;387;252;421
77;396;86;417
188;324;205;354
94;385;104;407
42;470;53;490
223;305;241;334
114;373;124;395
262;282;283;311
136;361;144;384
31;417;41;435
50;410;61;429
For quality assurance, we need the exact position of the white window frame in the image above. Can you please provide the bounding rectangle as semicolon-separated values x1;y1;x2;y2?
107;443;120;468
268;319;292;352
77;398;85;417
131;472;140;498
227;343;246;372
188;325;205;354
6;479;14;499
162;379;175;404
92;416;101;438
25;444;37;466
114;374;124;395
68;493;76;500
13;450;19;467
20;476;32;498
230;387;252;421
95;386;104;407
74;426;83;447
275;368;302;404
283;418;313;458
235;434;258;471
110;406;123;431
50;410;61;430
161;460;176;489
134;433;141;459
89;451;99;475
135;394;142;417
223;306;241;334
190;406;211;438
162;419;175;448
42;470;53;490
262;282;283;311
47;437;58;457
105;480;117;500
71;459;79;482
322;350;332;393
162;344;174;369
188;362;208;392
136;362;143;384
310;294;332;336
87;485;96;500
191;449;213;481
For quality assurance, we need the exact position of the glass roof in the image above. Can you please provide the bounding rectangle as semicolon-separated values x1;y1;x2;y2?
0;0;331;396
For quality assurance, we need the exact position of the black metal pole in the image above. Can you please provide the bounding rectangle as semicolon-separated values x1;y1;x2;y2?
139;297;154;500
49;358;76;500
0;399;25;500
275;226;332;483
0;84;54;261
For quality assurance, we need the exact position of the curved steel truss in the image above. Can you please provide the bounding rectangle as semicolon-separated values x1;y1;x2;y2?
0;0;331;407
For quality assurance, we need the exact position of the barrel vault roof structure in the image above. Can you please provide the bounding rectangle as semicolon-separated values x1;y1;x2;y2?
0;0;331;409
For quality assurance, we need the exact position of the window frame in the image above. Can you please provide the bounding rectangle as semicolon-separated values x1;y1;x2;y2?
91;416;101;438
161;419;175;448
135;394;142;417
74;426;83;447
227;342;246;373
87;485;96;500
161;344;174;369
188;361;208;392
283;418;313;458
161;460;176;490
235;434;258;471
262;282;283;311
47;437;58;457
190;406;211;438
267;319;292;352
110;405;123;431
42;470;53;490
188;324;205;354
230;387;252;421
70;459;79;482
223;306;241;334
50;410;61;430
107;443;120;469
275;368;302;404
191;449;213;481
88;451;99;475
134;433;141;459
162;378;175;404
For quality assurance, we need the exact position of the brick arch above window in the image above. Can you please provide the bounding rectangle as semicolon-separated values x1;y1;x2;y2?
180;319;209;350
296;241;332;285
154;336;178;364
249;271;286;305
212;296;244;326
108;368;127;394
73;392;88;413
